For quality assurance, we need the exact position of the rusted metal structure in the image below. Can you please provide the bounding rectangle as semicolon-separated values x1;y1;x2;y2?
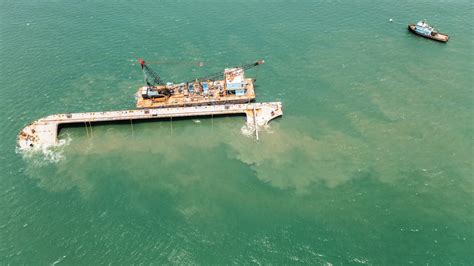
136;59;264;108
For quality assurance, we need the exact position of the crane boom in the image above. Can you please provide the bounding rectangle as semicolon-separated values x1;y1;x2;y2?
137;58;264;86
138;58;163;86
186;60;264;83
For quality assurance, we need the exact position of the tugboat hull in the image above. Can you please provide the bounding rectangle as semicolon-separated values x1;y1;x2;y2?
408;25;449;42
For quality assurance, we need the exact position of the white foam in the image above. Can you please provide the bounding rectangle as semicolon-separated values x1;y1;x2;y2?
18;135;72;164
240;124;255;137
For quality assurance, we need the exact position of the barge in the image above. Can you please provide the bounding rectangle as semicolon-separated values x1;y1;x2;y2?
136;59;264;108
18;103;283;150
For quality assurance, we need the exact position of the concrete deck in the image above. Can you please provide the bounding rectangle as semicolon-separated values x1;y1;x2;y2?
17;102;282;151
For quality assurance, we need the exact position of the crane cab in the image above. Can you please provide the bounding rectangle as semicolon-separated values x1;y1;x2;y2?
225;68;246;96
141;86;166;99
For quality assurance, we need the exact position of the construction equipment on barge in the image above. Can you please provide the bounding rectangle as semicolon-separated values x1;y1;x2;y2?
136;59;264;108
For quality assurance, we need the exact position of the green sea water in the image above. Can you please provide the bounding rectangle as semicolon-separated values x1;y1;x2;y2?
1;0;473;264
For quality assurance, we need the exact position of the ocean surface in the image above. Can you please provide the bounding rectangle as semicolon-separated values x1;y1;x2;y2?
1;0;473;264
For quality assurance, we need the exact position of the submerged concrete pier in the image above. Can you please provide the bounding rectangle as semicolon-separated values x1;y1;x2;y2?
17;102;282;151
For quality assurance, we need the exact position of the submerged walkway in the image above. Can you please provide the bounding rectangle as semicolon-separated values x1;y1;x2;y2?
17;102;282;150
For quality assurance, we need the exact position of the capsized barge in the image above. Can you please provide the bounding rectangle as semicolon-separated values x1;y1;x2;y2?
408;21;449;42
136;59;264;108
18;102;283;151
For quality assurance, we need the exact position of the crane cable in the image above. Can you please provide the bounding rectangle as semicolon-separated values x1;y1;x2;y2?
185;60;264;84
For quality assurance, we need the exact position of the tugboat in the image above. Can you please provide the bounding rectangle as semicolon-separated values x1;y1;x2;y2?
408;20;449;42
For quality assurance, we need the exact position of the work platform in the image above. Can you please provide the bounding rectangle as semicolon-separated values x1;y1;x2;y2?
17;102;282;151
